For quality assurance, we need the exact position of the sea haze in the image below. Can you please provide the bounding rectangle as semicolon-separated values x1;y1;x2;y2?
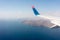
0;19;60;40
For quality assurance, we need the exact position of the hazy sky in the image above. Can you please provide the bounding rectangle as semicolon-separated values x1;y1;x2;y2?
0;0;60;19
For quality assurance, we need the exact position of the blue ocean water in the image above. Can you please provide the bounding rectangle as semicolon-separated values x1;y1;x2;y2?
0;20;60;40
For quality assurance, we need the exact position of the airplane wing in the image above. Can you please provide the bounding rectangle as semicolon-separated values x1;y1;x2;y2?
32;6;60;28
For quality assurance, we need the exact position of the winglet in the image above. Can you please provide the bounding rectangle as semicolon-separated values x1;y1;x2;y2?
32;6;40;16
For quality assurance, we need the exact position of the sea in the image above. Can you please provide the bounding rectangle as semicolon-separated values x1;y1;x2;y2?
0;19;60;40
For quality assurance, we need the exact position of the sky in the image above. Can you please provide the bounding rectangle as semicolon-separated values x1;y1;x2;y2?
0;0;60;19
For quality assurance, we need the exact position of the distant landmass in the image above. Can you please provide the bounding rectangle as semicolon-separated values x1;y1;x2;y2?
21;18;54;28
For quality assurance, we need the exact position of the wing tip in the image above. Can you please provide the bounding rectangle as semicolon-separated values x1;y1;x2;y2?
32;5;34;8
